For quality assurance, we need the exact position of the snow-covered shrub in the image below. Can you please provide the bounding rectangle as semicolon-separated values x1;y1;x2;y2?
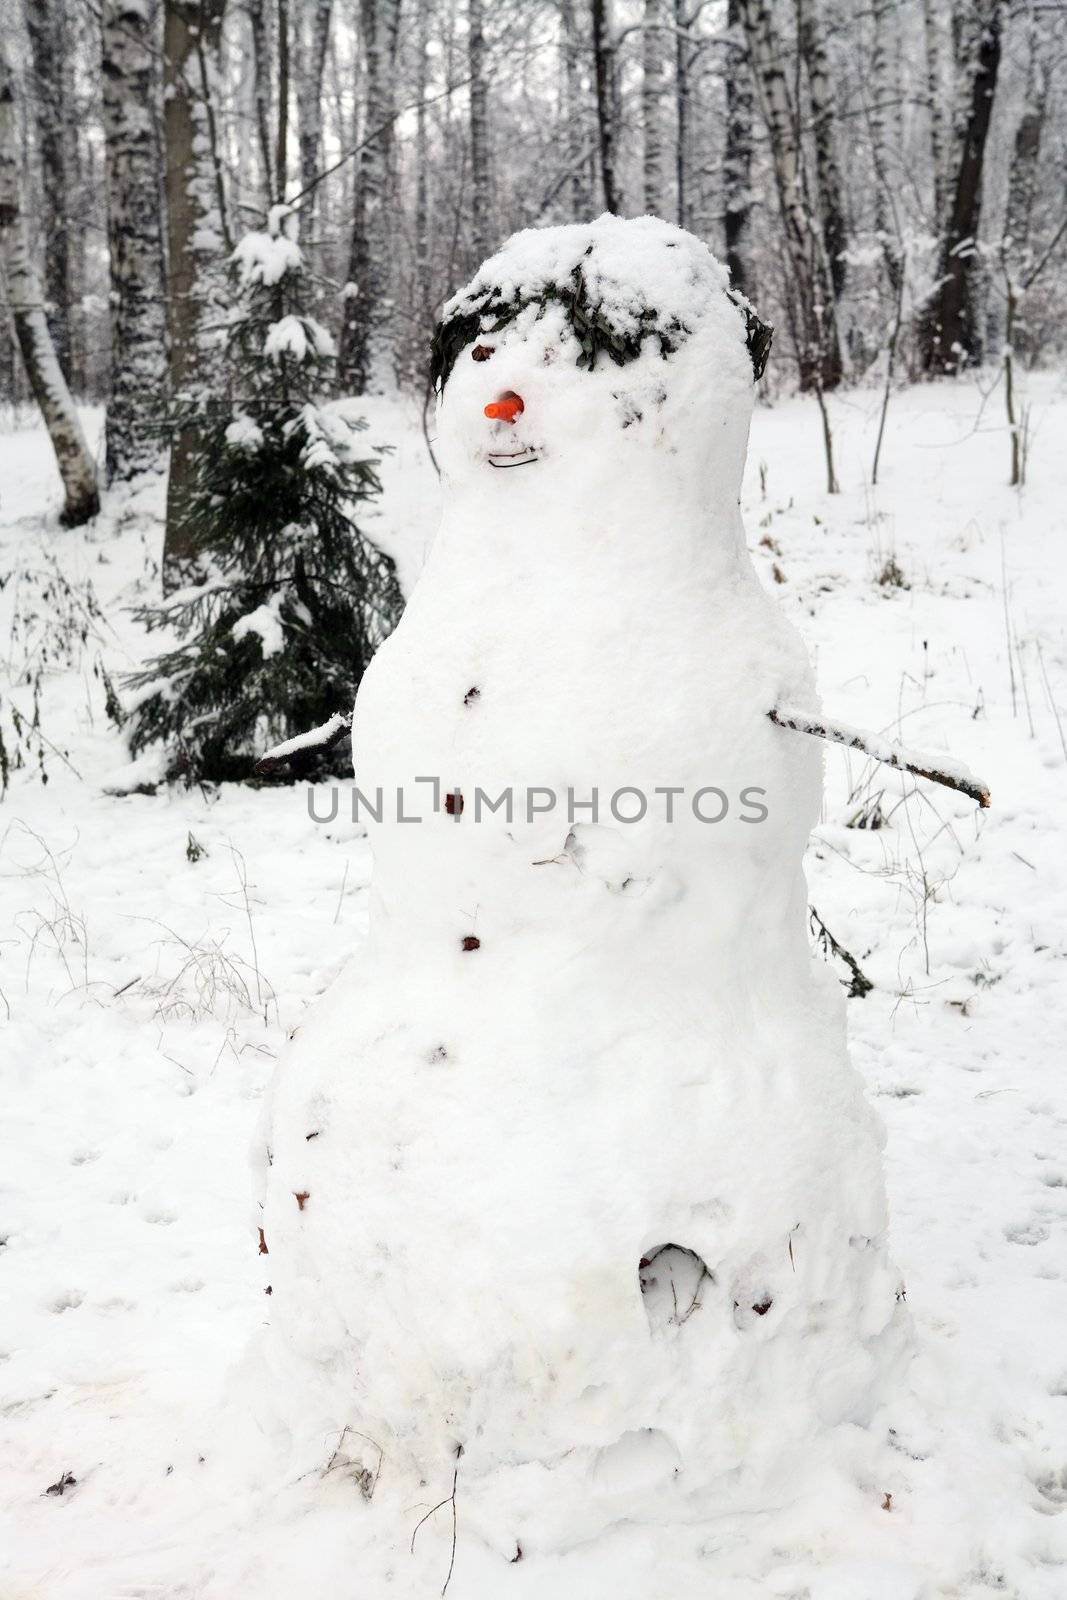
125;215;402;783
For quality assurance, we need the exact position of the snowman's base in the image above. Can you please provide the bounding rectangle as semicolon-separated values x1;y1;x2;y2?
204;1376;1017;1600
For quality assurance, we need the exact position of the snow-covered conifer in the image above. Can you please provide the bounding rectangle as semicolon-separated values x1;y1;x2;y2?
125;215;402;782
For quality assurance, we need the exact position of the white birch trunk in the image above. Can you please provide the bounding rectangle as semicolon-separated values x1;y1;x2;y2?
794;0;847;300
723;0;753;295
102;0;168;482
869;0;902;293
922;0;947;222
162;0;230;586
0;49;99;526
591;0;619;214
560;0;592;222
469;0;491;261
642;0;669;217
738;0;842;389
23;0;73;384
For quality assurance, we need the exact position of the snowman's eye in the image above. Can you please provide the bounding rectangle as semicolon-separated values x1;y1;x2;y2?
471;345;495;362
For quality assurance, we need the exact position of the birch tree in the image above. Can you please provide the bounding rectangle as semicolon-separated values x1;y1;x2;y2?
0;47;99;526
723;0;753;296
642;0;669;217
560;0;593;222
869;0;902;293
102;0;168;482
738;0;843;390
23;0;73;384
162;0;230;587
469;0;491;260
922;0;948;223
338;0;400;396
591;0;619;214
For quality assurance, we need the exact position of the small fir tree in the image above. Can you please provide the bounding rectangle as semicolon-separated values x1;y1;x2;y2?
126;213;402;782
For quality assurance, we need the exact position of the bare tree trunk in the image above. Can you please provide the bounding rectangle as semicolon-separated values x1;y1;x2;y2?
102;0;168;482
922;0;947;222
795;0;847;300
738;0;842;390
869;0;902;295
723;0;753;295
23;0;73;384
297;0;332;235
338;0;400;396
275;0;290;202
674;0;690;228
162;0;229;588
919;0;1004;374
248;0;275;202
1004;59;1047;262
414;0;431;315
0;49;99;525
642;0;669;217
469;0;491;260
560;0;592;221
591;0;619;214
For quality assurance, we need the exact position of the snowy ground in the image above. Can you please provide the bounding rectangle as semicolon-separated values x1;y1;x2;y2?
1;374;1065;1596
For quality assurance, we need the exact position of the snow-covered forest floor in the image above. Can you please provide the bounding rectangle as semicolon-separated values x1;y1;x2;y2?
1;376;1066;1597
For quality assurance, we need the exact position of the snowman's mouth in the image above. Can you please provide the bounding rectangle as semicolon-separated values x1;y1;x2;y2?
487;447;539;469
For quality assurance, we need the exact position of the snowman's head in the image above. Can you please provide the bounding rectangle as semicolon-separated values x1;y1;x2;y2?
431;216;771;510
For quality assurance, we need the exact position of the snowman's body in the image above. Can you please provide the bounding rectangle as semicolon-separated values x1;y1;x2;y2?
258;218;905;1562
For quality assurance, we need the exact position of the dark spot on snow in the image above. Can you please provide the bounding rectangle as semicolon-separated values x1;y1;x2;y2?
471;344;494;361
294;1191;310;1211
305;1130;320;1141
264;1285;272;1295
428;1045;449;1063
511;1544;523;1563
445;790;464;815
44;1471;76;1497
461;935;480;952
463;686;480;705
752;1297;773;1317
165;1464;173;1476
257;1228;269;1255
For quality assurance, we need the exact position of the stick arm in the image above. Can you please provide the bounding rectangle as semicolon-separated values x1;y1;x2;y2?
768;706;991;809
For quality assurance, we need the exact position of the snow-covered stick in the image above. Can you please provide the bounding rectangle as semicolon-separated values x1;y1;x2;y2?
768;706;991;809
255;711;351;774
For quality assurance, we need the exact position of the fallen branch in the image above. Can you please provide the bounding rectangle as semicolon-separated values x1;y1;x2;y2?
769;706;990;809
255;711;351;775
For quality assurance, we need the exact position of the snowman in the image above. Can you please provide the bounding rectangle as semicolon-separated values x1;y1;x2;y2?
254;216;910;1583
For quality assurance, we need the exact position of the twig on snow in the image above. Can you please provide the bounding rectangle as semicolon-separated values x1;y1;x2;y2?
410;1445;463;1597
809;905;874;999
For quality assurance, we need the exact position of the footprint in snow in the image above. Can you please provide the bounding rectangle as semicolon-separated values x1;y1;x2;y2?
49;1290;85;1314
1004;1218;1051;1246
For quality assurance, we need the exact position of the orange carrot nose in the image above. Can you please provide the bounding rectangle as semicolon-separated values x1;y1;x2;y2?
484;391;524;424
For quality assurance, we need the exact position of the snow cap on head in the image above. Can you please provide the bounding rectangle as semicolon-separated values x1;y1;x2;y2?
431;214;772;393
